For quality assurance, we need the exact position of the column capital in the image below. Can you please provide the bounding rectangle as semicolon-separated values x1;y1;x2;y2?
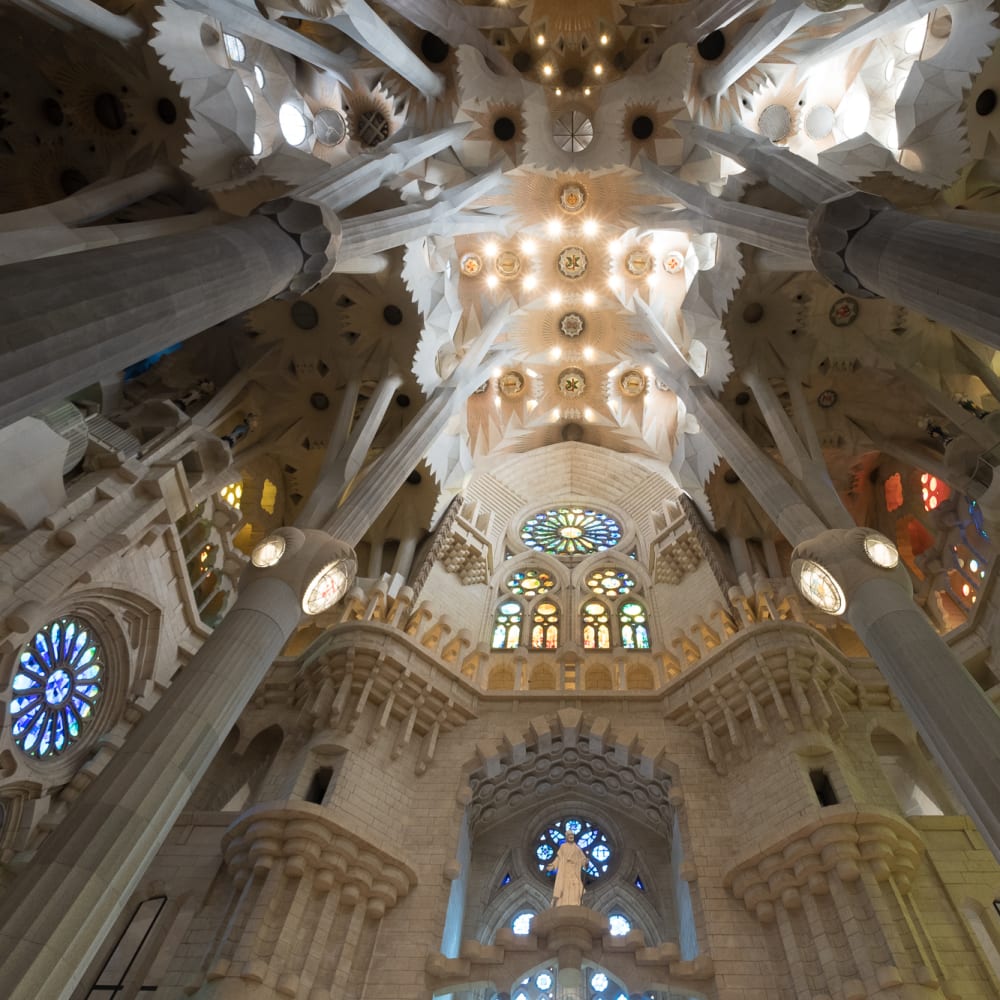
243;527;357;617
254;196;342;298
807;190;891;298
790;526;911;616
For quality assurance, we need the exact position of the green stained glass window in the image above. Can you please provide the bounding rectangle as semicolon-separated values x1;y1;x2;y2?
586;567;636;597
619;601;650;649
507;568;555;597
492;600;522;649
520;507;621;556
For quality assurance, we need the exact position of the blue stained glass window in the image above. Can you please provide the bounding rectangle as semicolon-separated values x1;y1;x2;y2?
619;601;650;649
535;818;612;882
521;507;622;556
12;617;104;758
492;601;523;649
608;913;632;936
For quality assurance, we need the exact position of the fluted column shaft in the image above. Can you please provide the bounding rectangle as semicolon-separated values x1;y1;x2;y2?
0;215;302;427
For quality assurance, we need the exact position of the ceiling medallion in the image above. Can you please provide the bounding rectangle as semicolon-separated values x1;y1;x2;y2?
558;368;587;398
460;252;483;277
619;370;646;396
829;296;859;326
558;246;588;280
559;183;587;213
498;370;526;397
662;250;686;275
495;250;522;279
817;388;838;409
559;312;585;338
625;247;653;277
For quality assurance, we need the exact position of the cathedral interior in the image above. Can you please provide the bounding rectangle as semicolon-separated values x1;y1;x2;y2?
3;0;1000;997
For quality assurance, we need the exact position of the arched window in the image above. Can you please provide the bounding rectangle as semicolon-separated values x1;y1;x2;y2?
11;617;104;757
608;912;632;936
492;601;522;649
619;601;650;649
534;817;612;881
511;910;534;935
582;600;611;650
530;602;560;649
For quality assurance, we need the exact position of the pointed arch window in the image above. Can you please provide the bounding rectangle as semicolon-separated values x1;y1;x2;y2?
530;602;560;649
492;601;522;649
619;601;650;649
582;601;611;650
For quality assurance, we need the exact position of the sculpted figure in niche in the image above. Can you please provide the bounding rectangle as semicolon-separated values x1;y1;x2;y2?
547;829;587;906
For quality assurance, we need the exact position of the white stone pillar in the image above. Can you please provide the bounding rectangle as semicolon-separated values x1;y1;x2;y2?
790;528;1000;860
810;190;1000;351
0;215;304;428
0;528;356;1000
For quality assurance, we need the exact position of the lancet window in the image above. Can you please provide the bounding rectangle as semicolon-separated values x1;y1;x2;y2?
619;601;650;649
530;602;560;650
582;600;612;649
492;601;522;649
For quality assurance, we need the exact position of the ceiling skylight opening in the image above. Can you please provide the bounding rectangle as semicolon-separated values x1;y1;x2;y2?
837;88;870;139
278;103;309;146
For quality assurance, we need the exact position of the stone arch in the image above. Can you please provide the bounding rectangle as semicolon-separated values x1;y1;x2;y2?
583;664;613;690
626;664;654;690
488;663;516;691
189;724;283;811
959;896;1000;984
527;662;557;690
478;879;552;943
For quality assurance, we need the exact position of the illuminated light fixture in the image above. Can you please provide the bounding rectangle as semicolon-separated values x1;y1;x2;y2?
523;274;538;291
552;408;561;421
594;63;604;76
582;218;599;236
582;290;596;306
793;558;846;615
525;368;538;378
643;366;653;376
549;290;563;306
522;238;537;255
608;275;621;290
536;33;546;46
486;274;499;289
550;346;562;359
483;240;498;257
547;218;564;237
542;64;554;77
302;560;352;615
491;366;502;378
555;87;562;96
584;407;594;421
251;535;287;568
863;534;899;569
599;33;609;45
583;346;594;360
584;87;592;96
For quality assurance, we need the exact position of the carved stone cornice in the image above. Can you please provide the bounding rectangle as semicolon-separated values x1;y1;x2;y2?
724;805;924;923
223;800;417;915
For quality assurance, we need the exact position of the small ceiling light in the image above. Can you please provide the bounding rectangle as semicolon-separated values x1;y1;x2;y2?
251;535;286;568
584;87;592;96
522;238;537;255
486;274;499;289
599;33;609;45
547;218;564;237
583;346;594;360
608;275;621;290
582;218;599;236
863;534;899;569
537;33;546;46
542;64;554;77
523;274;538;291
483;240;498;257
582;290;596;306
550;346;562;359
594;63;604;76
549;290;563;306
555;87;563;96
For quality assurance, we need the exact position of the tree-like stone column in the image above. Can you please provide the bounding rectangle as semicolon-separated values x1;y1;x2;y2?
0;213;309;427
809;189;1000;350
0;530;354;1000
791;527;1000;860
686;382;1000;860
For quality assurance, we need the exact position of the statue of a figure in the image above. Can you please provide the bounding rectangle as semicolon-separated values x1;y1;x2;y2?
546;830;587;907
